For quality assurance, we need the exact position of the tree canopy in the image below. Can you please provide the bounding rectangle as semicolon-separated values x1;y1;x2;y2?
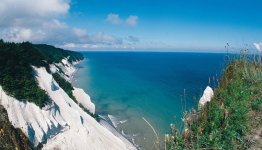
0;40;83;107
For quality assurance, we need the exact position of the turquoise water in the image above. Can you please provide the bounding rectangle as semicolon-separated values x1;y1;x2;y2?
72;52;226;149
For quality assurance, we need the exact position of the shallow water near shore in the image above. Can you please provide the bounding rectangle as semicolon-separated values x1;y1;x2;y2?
72;52;226;149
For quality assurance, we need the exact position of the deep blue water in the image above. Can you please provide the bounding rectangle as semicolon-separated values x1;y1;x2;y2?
72;52;226;149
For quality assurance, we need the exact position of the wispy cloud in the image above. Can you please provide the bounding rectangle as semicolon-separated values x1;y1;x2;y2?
127;36;140;43
0;0;141;50
0;0;69;28
125;16;138;26
0;0;70;42
106;13;138;26
73;28;87;37
60;33;140;50
106;13;122;25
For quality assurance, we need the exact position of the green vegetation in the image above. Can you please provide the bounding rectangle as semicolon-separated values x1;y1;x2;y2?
0;40;100;122
52;73;76;101
165;56;262;149
0;41;50;107
52;73;100;121
79;103;101;122
35;44;84;64
0;40;83;108
0;40;103;148
0;105;32;150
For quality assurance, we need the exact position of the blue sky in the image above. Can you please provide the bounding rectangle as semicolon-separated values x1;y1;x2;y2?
1;0;262;51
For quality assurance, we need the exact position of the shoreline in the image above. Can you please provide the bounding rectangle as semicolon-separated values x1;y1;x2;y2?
70;58;139;149
68;59;84;82
99;115;140;149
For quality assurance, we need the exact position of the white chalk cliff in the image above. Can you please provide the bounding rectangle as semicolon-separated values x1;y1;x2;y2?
0;59;136;150
198;86;214;108
55;57;78;81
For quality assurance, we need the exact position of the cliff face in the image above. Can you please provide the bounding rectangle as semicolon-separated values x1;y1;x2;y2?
0;64;132;150
0;105;32;150
198;86;214;108
49;57;96;114
0;41;136;150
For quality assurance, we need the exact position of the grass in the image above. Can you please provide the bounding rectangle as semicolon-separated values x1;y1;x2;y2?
165;55;262;149
52;73;76;101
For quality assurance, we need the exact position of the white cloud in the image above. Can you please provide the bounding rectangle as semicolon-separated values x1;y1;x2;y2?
90;32;122;45
127;36;140;43
73;28;87;37
61;42;134;50
0;1;140;50
62;43;105;49
43;20;68;30
106;13;122;25
254;42;262;52
0;20;70;43
126;16;138;26
6;28;33;42
106;13;138;26
60;34;141;50
0;0;69;27
1;27;46;42
0;0;70;43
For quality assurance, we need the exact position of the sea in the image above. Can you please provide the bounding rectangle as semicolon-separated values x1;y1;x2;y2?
72;52;227;149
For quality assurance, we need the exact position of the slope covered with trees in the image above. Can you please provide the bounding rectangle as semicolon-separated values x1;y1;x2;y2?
0;40;84;108
35;44;84;63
